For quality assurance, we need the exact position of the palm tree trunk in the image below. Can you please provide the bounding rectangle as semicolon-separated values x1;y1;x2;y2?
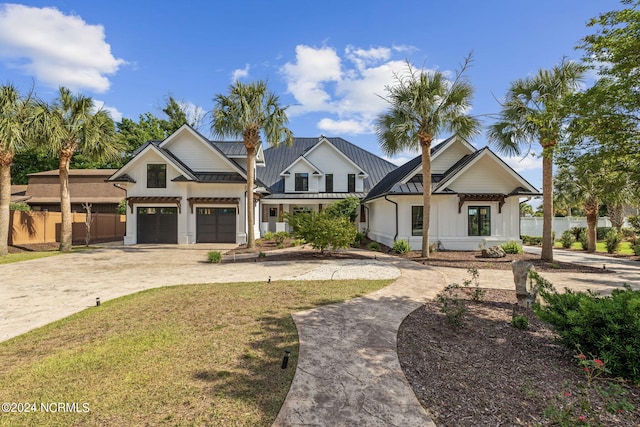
59;151;73;252
0;151;13;256
541;153;554;262
245;145;256;249
420;137;432;258
585;198;599;253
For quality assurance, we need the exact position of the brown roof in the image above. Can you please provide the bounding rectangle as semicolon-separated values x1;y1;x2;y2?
10;185;30;203
27;169;118;177
23;169;125;205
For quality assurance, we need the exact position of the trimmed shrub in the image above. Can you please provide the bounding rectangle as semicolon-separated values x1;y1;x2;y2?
533;272;640;384
392;239;411;254
597;226;613;240
207;251;222;263
577;228;588;250
628;215;640;234
511;315;529;330
263;231;275;241
290;239;304;247
500;241;523;254
570;227;585;240
521;235;542;246
273;231;289;245
633;244;640;256
368;241;381;251
559;230;576;249
605;229;621;254
621;227;635;239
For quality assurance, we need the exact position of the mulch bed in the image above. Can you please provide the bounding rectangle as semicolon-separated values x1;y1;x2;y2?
398;288;640;426
231;239;623;274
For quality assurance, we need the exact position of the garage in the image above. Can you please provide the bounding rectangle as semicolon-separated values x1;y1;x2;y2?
137;207;178;244
196;207;236;243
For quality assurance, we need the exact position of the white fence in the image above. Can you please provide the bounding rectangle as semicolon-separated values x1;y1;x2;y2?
520;217;615;237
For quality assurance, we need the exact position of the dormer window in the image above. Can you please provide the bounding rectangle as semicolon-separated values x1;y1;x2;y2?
325;174;333;192
348;174;356;192
295;173;309;191
147;164;166;188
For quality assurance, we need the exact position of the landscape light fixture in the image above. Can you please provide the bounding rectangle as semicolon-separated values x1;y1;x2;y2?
96;297;101;307
281;350;291;369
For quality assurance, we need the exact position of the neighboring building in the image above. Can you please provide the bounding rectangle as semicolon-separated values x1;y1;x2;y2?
17;169;125;213
363;136;540;250
9;185;29;204
109;125;540;249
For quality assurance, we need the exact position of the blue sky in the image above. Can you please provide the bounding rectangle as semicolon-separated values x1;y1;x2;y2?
0;0;620;194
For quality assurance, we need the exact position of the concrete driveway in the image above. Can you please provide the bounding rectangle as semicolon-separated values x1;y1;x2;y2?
0;244;400;342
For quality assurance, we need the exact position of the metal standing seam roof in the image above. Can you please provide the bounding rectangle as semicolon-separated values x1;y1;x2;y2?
259;137;397;194
362;138;460;201
364;144;543;201
263;192;368;200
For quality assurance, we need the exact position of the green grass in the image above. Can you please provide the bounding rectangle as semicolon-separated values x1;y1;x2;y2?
554;240;635;255
0;279;391;426
0;246;95;264
0;250;61;264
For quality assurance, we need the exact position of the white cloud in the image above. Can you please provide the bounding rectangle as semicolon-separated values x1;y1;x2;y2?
281;44;435;137
317;118;367;134
282;45;342;114
381;154;418;166
179;101;207;132
232;64;250;81
93;100;123;122
0;4;124;93
501;152;542;173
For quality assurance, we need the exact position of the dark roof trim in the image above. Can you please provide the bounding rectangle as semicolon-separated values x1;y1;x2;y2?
109;174;136;183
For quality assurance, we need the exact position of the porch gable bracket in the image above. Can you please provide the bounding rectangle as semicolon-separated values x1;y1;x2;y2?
186;197;240;213
458;193;506;214
127;196;182;213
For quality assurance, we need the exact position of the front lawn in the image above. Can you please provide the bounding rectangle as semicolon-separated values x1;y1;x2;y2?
0;279;390;426
554;240;636;255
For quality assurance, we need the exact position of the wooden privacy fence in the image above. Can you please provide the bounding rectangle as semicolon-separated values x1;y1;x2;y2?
8;211;126;246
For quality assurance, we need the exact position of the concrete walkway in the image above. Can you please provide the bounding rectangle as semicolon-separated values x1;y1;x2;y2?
274;255;440;426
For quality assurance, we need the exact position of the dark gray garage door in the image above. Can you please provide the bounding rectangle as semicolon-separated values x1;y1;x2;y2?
137;207;178;244
196;207;236;243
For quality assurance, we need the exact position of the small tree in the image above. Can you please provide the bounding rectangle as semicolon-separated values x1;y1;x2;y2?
82;202;93;247
322;196;360;222
285;211;356;253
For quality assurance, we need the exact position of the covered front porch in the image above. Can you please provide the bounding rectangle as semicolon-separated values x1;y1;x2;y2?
259;193;366;236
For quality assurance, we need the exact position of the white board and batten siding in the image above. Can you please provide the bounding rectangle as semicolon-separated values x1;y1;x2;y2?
431;142;474;174
163;134;236;173
446;155;517;195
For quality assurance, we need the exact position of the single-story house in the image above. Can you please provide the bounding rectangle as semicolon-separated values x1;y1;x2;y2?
14;169;125;213
108;124;540;249
363;136;540;250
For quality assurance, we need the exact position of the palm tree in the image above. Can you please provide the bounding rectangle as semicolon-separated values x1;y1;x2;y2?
0;84;35;256
211;80;293;249
488;60;584;262
375;56;481;258
33;87;121;252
